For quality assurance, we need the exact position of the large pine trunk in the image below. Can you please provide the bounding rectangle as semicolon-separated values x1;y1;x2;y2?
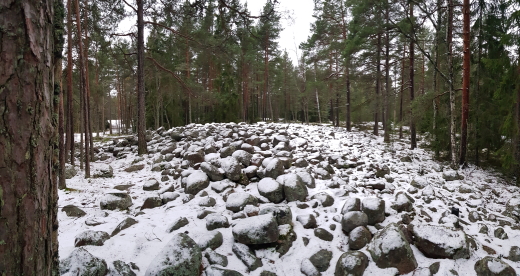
459;0;470;165
0;0;59;274
409;2;417;149
137;0;147;154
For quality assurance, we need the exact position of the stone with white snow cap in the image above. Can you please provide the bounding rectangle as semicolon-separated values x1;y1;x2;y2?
277;173;308;202
334;251;369;276
361;198;385;225
232;150;252;167
410;176;428;189
100;191;132;210
474;256;516;276
264;158;284;179
257;177;284;203
59;248;108;276
348;226;372;250
311;192;334;207
92;164;114;178
442;170;463;181
411;224;470;259
200;162;224;181
143;178;160;191
297;214;317;229
74;230;110;247
367;223;417;274
505;196;520;221
232;243;262;271
197;230;223;250
341;211;368;234
226;192;258;212
341;197;361;214
232;214;279;245
145;233;202;276
185;170;210;195
259;204;293;225
205;214;230;230
296;171;315;188
220;156;242;182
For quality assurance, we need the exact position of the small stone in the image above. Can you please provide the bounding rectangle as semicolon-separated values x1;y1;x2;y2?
508;246;520;262
206;214;230;230
474;256;516;276
166;217;189;233
297;214;317;229
334;251;369;276
348;226;372;250
143;179;160;191
494;227;508;240
62;205;86;217
74;230;110;247
232;243;262;271
111;217;138;237
309;249;333;272
141;196;162;210
314;228;333;241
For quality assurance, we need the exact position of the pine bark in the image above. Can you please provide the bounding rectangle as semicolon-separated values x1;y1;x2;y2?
410;2;417;149
0;0;60;274
66;0;74;165
459;0;470;165
448;0;457;165
384;1;391;143
137;0;147;155
374;34;382;136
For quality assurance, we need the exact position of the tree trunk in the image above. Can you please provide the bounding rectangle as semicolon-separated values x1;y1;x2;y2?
66;0;74;165
448;0;457;165
384;2;391;143
76;0;90;177
57;56;66;190
459;0;470;166
399;45;406;140
410;2;417;149
375;34;381;136
137;0;147;155
0;0;60;274
346;65;351;131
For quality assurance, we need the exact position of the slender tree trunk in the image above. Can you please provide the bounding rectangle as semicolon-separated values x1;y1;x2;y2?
346;65;351;131
314;62;322;123
66;0;74;165
384;2;391;143
76;0;90;177
83;4;93;159
410;2;417;149
57;57;66;190
459;0;470;165
399;43;406;140
375;34;382;136
516;64;520;185
448;0;457;165
137;0;147;154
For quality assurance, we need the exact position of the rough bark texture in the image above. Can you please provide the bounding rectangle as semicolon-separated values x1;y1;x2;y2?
137;0;147;155
448;0;457;165
384;1;391;143
0;0;60;274
459;0;470;165
66;0;74;165
409;2;417;149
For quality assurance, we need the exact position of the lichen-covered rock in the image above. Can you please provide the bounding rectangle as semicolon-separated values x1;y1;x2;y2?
232;214;279;245
259;204;293;225
232;243;263;271
367;223;417;274
206;214;230;230
341;211;368;235
100;192;132;211
204;249;228;267
226;192;258;212
334;251;369;276
59;248;108;276
361;198;385;225
411;224;470;259
309;249;333;272
203;266;243;276
257;177;284;203
197;231;223;251
185;171;210;195
74;230;110;247
277;173;308;202
111;260;137;276
145;233;202;276
474;256;516;276
200;162;224;182
264;158;284;179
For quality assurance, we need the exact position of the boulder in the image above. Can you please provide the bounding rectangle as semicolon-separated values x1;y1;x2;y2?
204;249;228;267
314;228;333;241
264;158;284;179
505;196;520;221
442;170;463;181
297;214;317;229
361;198;385;225
348;226;372;250
301;259;320;276
509;246;520;262
296;171;315;188
412;224;470;259
341;211;368;234
277;173;308;202
74;230;110;247
232;243;262;271
59;248;108;276
161;192;180;204
391;192;414;213
257;177;284;204
185;171;210;195
410;177;428;189
167;217;189;233
203;266;243;276
309;249;333;272
206;214;230;230
65;164;78;179
143;179;160;191
220;157;242;182
232;214;279;245
111;217;138;237
232;150;253;167
62;205;86;217
367;223;417;274
259;204;293;225
211;179;235;193
341;198;361;214
474;256;516;276
111;260;137;276
141;196;162;210
311;192;334;207
197;231;223;251
334;251;369;276
100;192;132;211
92;164;114;178
200;162;224;182
145;233;202;276
226;192;258;212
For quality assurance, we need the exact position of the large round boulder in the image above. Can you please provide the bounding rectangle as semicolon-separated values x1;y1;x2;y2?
334;251;369;276
145;233;202;276
257;177;284;203
232;214;279;245
277;173;308;202
341;211;368;235
411;224;470;259
474;256;516;276
185;171;210;195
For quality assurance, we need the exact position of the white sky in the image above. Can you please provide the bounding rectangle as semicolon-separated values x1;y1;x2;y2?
117;1;315;64
243;0;315;64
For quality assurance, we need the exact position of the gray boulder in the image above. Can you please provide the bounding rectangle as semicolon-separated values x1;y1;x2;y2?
412;224;470;259
65;165;78;179
141;196;162;210
474;256;516;276
92;164;114;178
74;230;110;247
232;214;279;245
203;266;243;276
62;205;86;217
367;223;417;274
100;192;132;210
204;249;228;267
257;177;284;203
59;248;108;276
442;170;463;181
361;198;385;225
505;196;520;221
334;251;369;276
232;243;262;271
277;173;308;202
410;177;428;189
206;214;230;230
111;260;137;276
259;204;293;225
185;171;210;195
145;233;202;276
161;192;180;204
297;214;317;229
226;192;258;212
341;211;368;234
232;150;253;167
197;231;223;251
309;249;333;272
348;226;372;250
296;171;315;188
143;179;160;191
509;246;520;262
220;157;242;182
264;158;284;179
200;162;224;182
311;193;334;207
341;198;361;214
167;217;189;233
391;192;414;213
111;217;138;237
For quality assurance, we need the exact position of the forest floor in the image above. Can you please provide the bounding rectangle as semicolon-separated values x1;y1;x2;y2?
58;122;520;276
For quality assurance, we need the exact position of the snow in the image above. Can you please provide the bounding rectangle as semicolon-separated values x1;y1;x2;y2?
59;122;520;276
413;225;466;255
257;178;280;193
488;259;508;273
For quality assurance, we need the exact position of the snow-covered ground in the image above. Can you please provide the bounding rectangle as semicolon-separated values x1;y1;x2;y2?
58;122;520;276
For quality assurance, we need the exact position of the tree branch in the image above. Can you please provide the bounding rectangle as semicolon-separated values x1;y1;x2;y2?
122;0;137;13
146;56;196;98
